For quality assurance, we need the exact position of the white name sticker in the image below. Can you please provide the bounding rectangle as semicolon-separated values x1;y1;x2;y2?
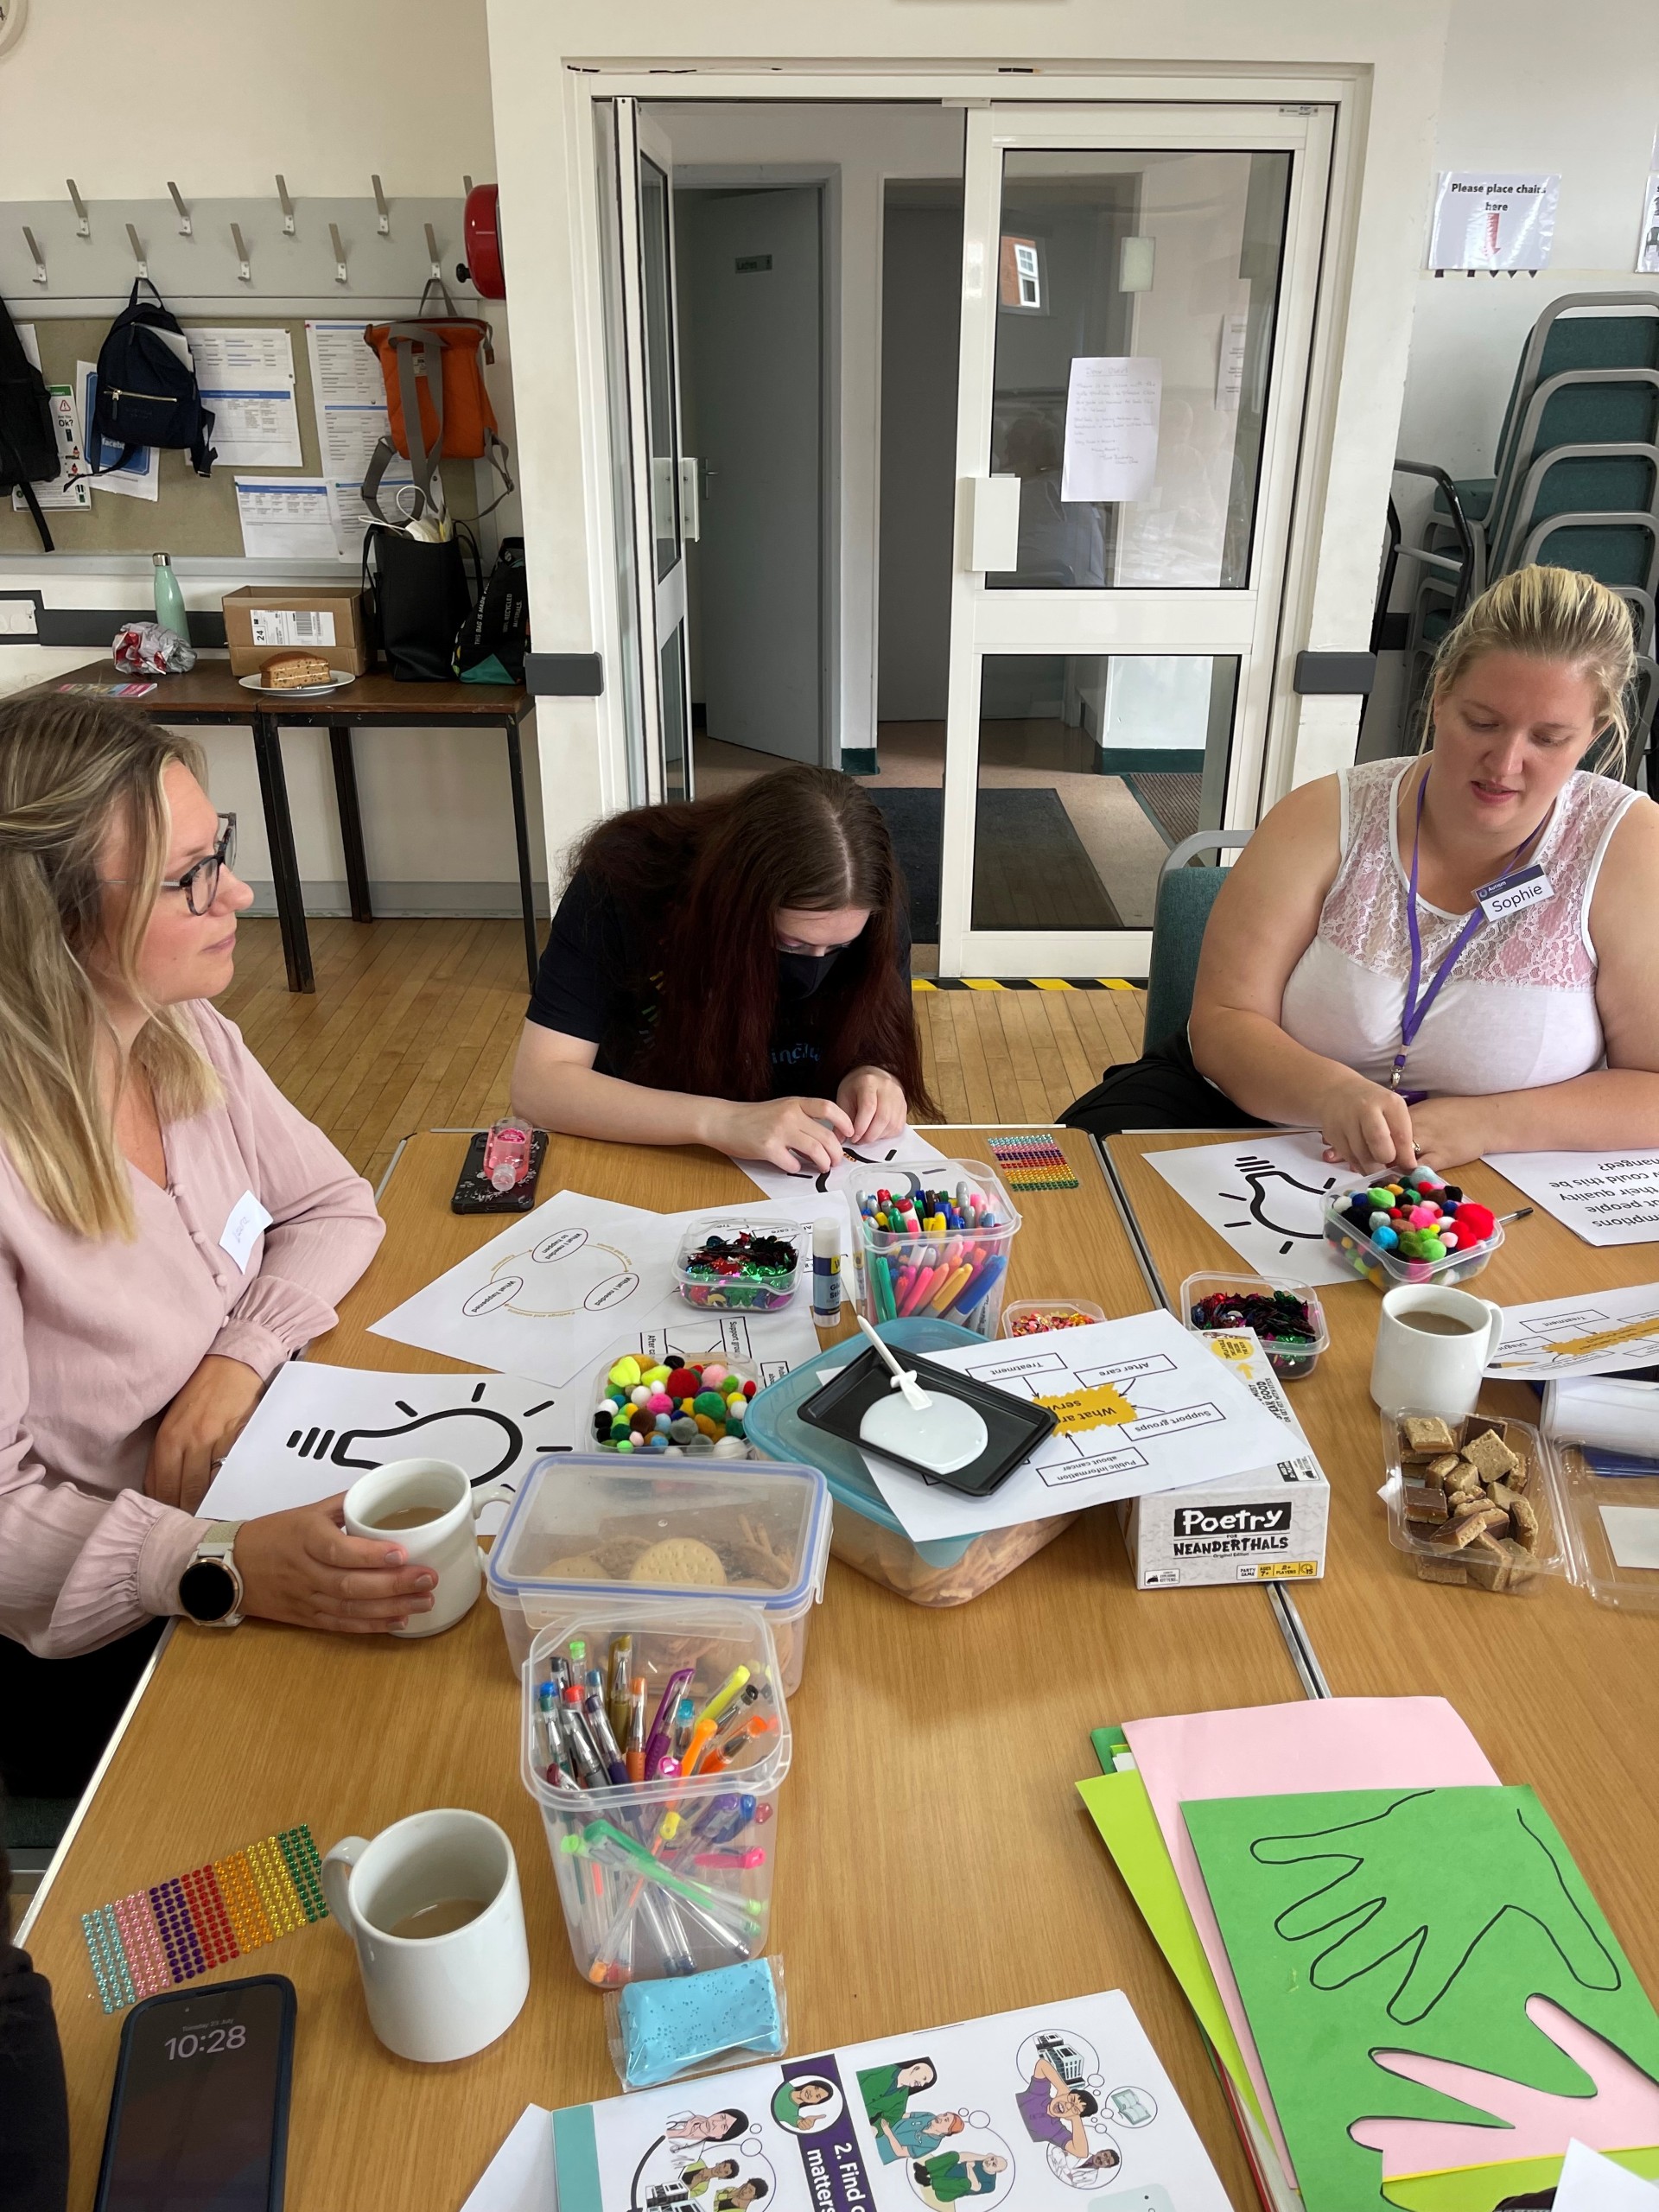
1475;863;1554;923
219;1190;274;1271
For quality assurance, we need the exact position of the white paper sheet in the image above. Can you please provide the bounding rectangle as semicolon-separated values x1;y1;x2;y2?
1485;1148;1659;1247
1144;1130;1352;1286
1541;1375;1659;1456
199;1364;575;1534
1555;2139;1659;2209
79;361;158;499
1428;170;1560;270
189;327;302;467
234;475;340;559
457;2105;553;2212
1060;355;1160;503
858;1309;1302;1541
17;323;41;370
370;1188;821;1389
1598;1507;1659;1573
304;318;411;491
1487;1281;1659;1379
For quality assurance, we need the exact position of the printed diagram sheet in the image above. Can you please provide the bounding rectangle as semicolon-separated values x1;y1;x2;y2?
370;1189;820;1389
1488;1282;1659;1380
548;1991;1230;2212
860;1311;1300;1541
200;1365;571;1533
1144;1131;1351;1286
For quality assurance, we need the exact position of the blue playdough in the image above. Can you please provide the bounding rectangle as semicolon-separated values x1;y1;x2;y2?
616;1958;785;2089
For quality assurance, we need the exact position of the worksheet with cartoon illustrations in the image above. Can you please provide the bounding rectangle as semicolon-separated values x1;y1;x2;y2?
856;1311;1301;1542
547;1993;1230;2212
369;1190;820;1389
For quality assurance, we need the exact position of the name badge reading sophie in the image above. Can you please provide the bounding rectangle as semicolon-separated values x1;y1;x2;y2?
1474;862;1554;924
219;1190;273;1271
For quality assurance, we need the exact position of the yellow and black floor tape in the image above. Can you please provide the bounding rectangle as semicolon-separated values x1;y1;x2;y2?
912;976;1141;992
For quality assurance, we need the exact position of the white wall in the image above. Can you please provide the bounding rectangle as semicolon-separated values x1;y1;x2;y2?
0;0;546;915
1369;0;1659;756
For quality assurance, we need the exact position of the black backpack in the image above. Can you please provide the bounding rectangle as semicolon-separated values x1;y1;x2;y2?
92;279;215;477
454;535;528;683
0;295;60;553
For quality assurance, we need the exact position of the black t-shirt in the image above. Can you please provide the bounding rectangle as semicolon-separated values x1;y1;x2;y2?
526;867;910;1096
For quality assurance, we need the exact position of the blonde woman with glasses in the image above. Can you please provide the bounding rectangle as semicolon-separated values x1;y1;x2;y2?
1064;566;1659;1174
0;698;438;1799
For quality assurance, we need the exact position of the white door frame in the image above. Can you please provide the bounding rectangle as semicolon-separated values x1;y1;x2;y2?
939;100;1333;977
556;66;1373;934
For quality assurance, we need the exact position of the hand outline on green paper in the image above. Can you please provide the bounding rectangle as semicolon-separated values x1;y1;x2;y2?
1250;1791;1619;2025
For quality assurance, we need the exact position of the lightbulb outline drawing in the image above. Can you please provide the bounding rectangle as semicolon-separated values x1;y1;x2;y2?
1220;1153;1339;1255
285;1376;566;1489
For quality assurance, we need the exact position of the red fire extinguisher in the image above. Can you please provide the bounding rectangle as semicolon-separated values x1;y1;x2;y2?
459;183;505;298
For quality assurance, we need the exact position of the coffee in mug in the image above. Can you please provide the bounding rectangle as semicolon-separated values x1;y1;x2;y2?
1370;1284;1503;1420
342;1459;482;1638
1395;1309;1481;1337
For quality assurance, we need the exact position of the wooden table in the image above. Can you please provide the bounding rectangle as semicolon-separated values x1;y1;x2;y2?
21;659;537;995
22;1126;1301;2212
1104;1128;1659;2015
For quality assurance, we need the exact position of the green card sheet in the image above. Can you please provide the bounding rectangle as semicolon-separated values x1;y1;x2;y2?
1184;1784;1659;2212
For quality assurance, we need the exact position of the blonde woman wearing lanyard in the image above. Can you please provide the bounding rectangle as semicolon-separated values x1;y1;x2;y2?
1071;567;1659;1173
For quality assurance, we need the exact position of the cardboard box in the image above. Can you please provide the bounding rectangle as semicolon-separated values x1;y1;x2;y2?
1118;1331;1329;1589
222;587;370;678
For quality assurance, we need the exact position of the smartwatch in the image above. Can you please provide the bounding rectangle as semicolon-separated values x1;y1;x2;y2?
178;1519;245;1628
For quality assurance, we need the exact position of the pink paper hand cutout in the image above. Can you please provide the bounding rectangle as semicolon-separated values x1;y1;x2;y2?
1350;1995;1659;2179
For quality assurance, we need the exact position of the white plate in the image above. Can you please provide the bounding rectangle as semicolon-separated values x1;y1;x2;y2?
237;670;359;698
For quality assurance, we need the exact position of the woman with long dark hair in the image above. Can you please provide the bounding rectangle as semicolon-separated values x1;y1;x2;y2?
512;766;936;1170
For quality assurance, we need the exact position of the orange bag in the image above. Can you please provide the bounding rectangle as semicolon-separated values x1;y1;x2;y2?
360;280;512;524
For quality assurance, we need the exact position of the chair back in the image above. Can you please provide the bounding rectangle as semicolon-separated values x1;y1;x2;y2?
1143;830;1252;1049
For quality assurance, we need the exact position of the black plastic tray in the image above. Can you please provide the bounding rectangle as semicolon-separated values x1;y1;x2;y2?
797;1344;1056;1498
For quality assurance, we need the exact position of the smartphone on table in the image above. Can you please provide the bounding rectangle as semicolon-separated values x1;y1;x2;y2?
92;1974;296;2210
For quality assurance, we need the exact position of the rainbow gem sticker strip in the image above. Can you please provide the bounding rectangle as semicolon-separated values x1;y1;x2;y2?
81;1822;327;2012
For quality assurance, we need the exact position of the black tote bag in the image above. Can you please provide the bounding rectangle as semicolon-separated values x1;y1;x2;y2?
362;524;479;681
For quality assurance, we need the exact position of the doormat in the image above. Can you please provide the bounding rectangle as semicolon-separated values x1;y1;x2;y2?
869;785;1122;938
1122;771;1203;851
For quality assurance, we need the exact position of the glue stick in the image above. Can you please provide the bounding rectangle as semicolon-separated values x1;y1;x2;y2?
812;1217;842;1327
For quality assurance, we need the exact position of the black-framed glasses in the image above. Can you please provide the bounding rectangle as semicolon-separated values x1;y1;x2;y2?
162;814;237;915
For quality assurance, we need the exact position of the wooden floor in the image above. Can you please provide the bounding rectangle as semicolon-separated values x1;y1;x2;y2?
218;918;1145;1184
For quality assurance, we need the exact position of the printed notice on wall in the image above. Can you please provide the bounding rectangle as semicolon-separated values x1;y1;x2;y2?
189;327;302;467
1638;171;1659;273
1428;171;1560;270
1060;355;1161;503
234;476;340;561
304;321;410;493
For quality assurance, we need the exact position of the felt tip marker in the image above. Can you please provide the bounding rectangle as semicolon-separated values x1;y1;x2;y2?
626;1676;646;1783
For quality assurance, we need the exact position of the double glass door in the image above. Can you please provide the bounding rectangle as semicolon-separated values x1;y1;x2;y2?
938;103;1332;976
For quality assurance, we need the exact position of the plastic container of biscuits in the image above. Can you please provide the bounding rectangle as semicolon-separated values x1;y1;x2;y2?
486;1456;830;1692
1378;1412;1566;1593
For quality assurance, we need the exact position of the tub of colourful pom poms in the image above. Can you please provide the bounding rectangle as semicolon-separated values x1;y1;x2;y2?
1323;1165;1502;1289
592;1351;760;1457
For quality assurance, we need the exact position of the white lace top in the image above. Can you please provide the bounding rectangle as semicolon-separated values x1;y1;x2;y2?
1278;759;1637;1096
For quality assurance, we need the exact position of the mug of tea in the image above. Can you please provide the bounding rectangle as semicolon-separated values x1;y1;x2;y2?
321;1808;530;2063
1370;1284;1503;1421
342;1458;481;1637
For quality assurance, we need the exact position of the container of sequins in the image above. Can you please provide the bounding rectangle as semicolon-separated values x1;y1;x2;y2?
675;1214;804;1313
1179;1271;1330;1382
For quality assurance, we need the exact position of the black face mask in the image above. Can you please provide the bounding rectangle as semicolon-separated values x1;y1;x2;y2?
777;946;843;999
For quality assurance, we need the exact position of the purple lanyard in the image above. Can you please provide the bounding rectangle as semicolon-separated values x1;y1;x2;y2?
1391;775;1546;1091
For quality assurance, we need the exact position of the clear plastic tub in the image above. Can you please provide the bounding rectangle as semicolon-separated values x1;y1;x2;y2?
1379;1411;1560;1593
674;1213;804;1313
1000;1300;1107;1338
745;1319;1075;1605
848;1159;1021;1339
521;1597;789;1986
1324;1194;1503;1289
587;1349;763;1459
1179;1271;1330;1382
486;1456;830;1692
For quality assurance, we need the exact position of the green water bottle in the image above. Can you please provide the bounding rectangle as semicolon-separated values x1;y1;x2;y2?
152;552;189;644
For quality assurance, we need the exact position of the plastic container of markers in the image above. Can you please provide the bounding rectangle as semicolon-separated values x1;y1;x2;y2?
521;1595;791;1988
848;1159;1022;1340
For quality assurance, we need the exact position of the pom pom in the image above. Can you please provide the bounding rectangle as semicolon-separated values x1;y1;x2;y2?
702;1363;728;1387
642;1364;671;1385
1408;1203;1437;1228
1439;1229;1459;1249
654;1412;672;1431
693;1389;727;1420
645;1390;674;1414
669;1416;698;1442
1372;1224;1400;1249
687;1434;715;1455
629;1384;652;1406
664;1367;700;1399
1365;1187;1395;1209
1370;1211;1390;1230
712;1436;750;1458
1440;1184;1464;1205
1419;1235;1446;1259
615;1438;633;1452
742;1379;758;1397
608;1356;643;1389
694;1414;720;1438
1454;1201;1496;1240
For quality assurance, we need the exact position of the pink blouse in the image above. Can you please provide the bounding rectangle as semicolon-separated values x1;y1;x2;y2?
0;1003;385;1658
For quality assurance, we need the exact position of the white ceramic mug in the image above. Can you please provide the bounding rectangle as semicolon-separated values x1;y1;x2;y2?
1370;1283;1504;1421
321;1808;530;2063
343;1457;481;1637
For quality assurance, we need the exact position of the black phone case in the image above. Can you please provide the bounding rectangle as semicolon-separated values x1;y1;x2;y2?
93;1973;296;2212
797;1344;1056;1497
450;1128;549;1213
